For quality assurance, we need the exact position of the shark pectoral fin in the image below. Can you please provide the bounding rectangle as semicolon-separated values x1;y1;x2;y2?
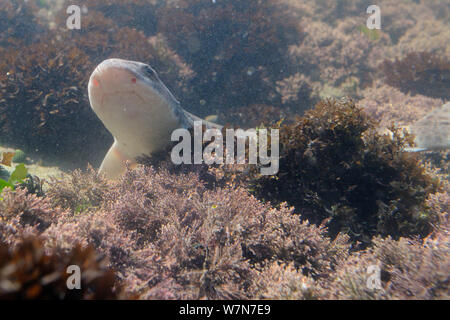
182;109;223;130
99;141;135;179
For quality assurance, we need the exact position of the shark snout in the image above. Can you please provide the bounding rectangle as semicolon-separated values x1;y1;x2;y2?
88;59;142;111
89;60;137;91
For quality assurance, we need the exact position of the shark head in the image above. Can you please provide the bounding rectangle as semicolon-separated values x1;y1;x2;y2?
88;58;188;178
88;58;184;144
88;58;221;179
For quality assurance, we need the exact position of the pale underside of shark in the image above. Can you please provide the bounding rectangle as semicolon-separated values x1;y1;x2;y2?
88;58;220;179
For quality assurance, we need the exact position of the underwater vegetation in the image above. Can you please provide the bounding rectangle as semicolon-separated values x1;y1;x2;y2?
287;19;376;99
0;163;28;194
156;0;305;116
46;165;109;213
289;0;443;47
391;19;450;59
253;220;449;300
322;232;449;300
4;166;349;299
0;151;44;196
0;40;109;168
381;51;450;99
252;99;441;246
0;162;447;299
0;98;448;299
358;82;444;129
0;236;129;299
0;187;57;241
0;0;42;47
0;151;29;194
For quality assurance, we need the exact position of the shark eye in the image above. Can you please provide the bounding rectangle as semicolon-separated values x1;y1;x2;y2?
142;65;158;81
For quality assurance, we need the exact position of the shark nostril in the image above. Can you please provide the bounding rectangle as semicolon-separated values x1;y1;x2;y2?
92;77;100;87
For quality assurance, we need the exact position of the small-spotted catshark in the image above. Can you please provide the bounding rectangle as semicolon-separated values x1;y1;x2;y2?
88;58;221;179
